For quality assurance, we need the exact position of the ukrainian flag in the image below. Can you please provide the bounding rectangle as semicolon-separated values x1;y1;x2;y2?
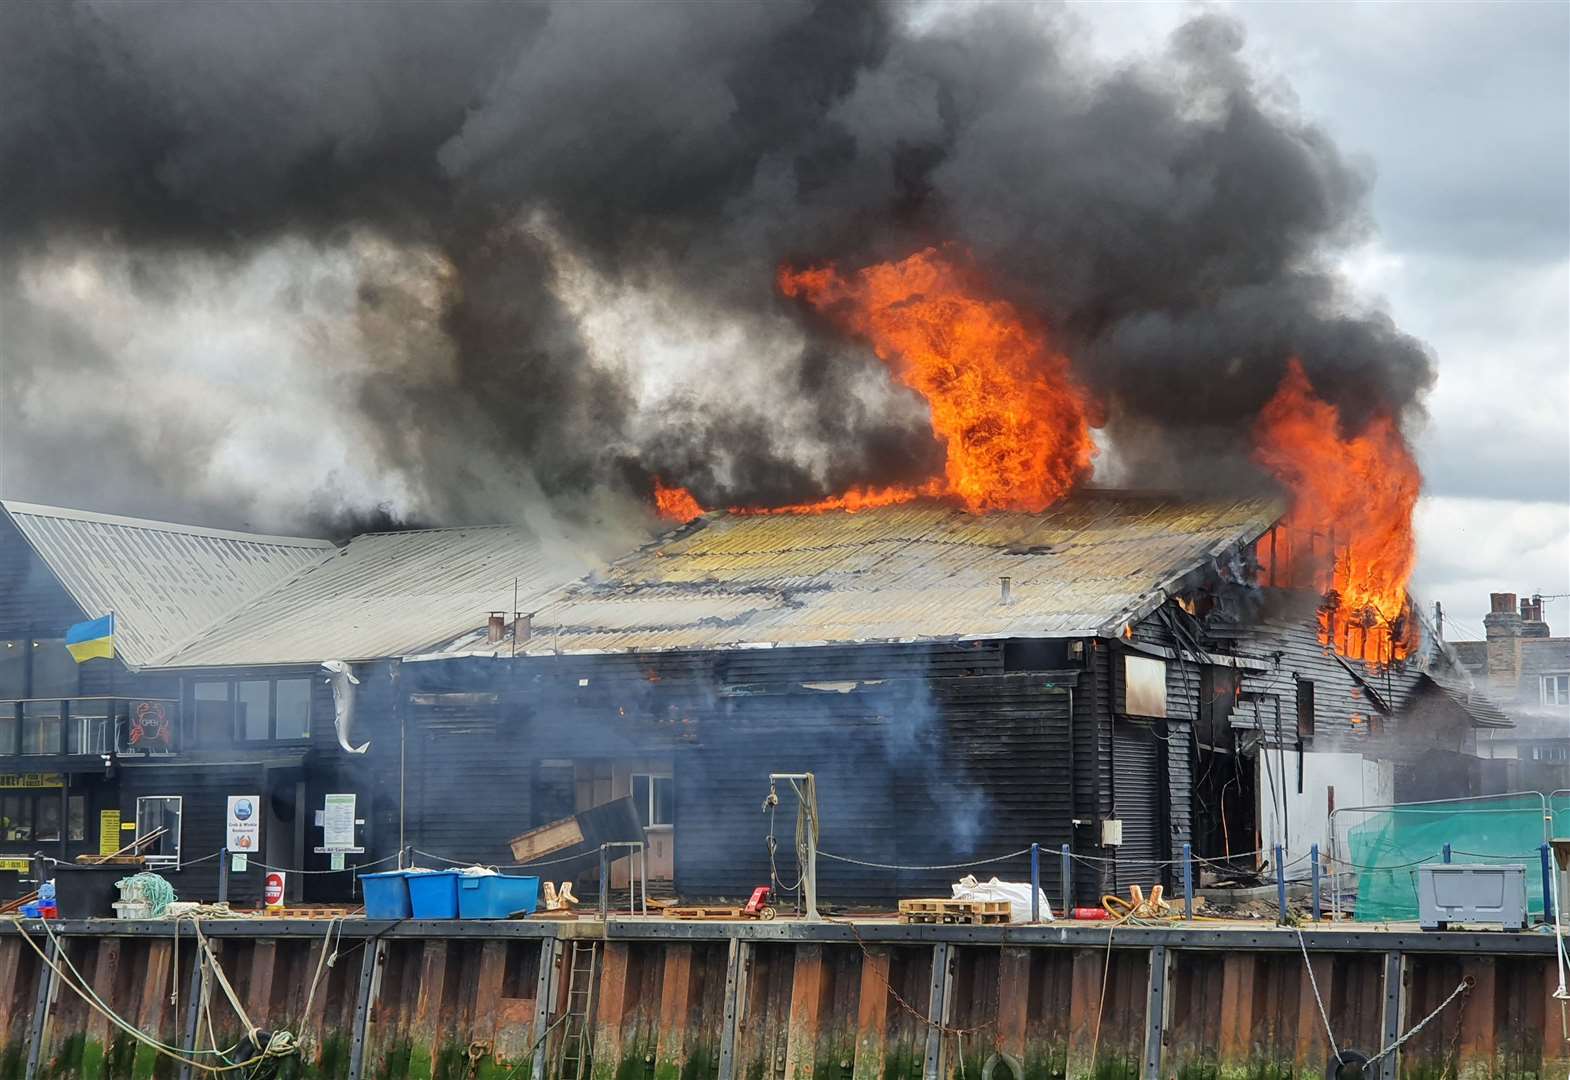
65;614;115;663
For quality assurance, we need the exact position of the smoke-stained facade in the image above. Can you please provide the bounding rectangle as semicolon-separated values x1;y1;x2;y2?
2;1;1432;534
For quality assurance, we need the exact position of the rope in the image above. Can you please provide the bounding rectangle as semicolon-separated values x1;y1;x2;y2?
1295;924;1472;1071
116;872;176;917
251;852;401;875
818;848;1032;872
8;916;290;1073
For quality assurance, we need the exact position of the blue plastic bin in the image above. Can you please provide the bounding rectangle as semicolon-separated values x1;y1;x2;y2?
457;874;541;919
406;870;461;919
359;870;413;919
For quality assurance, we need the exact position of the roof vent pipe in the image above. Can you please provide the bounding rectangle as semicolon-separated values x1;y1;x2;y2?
486;612;507;644
514;613;533;644
999;576;1012;605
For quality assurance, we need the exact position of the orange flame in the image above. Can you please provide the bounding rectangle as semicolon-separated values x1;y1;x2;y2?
653;478;705;523
1253;359;1420;665
776;248;1096;513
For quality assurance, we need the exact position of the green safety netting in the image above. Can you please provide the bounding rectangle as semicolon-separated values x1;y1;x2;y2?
1344;794;1569;922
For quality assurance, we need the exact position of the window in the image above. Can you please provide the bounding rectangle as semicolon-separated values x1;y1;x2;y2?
2;794;31;841
274;680;311;740
1531;745;1570;763
21;701;63;755
67;795;86;842
1296;679;1315;739
0;792;64;842
0;640;25;699
36;797;61;842
1543;675;1570;707
192;678;312;744
1123;655;1168;718
0;707;15;757
237;680;270;741
69;701;114;755
29;640;78;698
631;773;673;828
135;796;181;863
193;682;231;747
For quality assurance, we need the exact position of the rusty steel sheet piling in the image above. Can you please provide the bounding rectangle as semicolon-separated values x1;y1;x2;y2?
0;919;1566;1080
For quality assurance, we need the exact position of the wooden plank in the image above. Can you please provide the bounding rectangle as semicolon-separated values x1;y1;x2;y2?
1217;952;1255;1061
852;946;891;1080
590;941;631;1080
1294;954;1335;1073
411;940;450;1069
0;937;24;1049
784;945;827;1080
996;947;1030;1063
656;944;696;1080
1458;956;1497;1079
247;941;278;1025
1544;964;1570;1078
1065;947;1105;1079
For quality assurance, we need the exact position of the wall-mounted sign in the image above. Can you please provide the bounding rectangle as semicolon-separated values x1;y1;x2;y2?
264;871;286;908
127;700;174;749
322;793;356;852
99;810;121;857
0;858;31;873
0;773;64;789
231;853;248;873
226;795;260;852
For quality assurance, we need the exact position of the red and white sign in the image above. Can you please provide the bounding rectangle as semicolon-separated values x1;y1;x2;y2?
263;871;286;908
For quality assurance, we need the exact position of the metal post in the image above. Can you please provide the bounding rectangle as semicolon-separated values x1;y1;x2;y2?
922;943;951;1080
217;847;229;903
1442;843;1452;864
1543;843;1557;924
346;937;385;1080
1310;844;1322;922
768;772;821;922
1061;844;1072;913
1181;842;1193;922
23;932;58;1080
1379;952;1405;1080
176;933;205;1080
531;938;562;1080
1274;843;1288;925
1142;945;1168;1079
598;846;610;922
716;937;744;1080
1029;843;1040;923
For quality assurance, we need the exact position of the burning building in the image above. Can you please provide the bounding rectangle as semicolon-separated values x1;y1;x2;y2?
402;489;1500;905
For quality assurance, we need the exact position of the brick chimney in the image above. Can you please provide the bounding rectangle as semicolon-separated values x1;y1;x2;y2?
1521;594;1551;638
1484;592;1522;691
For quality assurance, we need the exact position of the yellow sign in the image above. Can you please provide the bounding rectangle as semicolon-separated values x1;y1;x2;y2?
0;858;30;872
0;773;64;789
99;810;121;857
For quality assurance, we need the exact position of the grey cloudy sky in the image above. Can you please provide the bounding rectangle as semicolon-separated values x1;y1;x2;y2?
1074;0;1569;639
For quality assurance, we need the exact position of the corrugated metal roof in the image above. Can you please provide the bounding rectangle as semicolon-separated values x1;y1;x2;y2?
158;524;594;668
480;490;1281;657
1;500;334;668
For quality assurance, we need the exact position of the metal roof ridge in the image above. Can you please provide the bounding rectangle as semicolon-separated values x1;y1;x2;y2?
0;498;335;549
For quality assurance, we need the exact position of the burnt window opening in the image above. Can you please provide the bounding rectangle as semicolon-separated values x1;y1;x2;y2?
1002;638;1069;672
1296;679;1315;739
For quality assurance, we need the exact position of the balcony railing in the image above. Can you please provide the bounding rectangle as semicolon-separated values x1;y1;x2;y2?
0;697;179;758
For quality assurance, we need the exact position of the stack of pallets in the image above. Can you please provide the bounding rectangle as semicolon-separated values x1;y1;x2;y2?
897;898;1010;925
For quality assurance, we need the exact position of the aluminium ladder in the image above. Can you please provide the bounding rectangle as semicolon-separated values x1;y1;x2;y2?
554;941;599;1080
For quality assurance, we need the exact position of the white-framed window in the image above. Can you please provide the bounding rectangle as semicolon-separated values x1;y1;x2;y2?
1542;674;1570;707
135;795;182;864
630;773;673;829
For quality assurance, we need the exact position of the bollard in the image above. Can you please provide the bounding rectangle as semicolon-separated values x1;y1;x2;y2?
1030;843;1040;923
1275;843;1288;925
1061;844;1072;915
1310;843;1321;921
1181;842;1193;921
1442;843;1452;864
1543;843;1557;924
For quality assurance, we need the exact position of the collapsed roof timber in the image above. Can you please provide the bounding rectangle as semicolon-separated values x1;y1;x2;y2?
0;492;1509;908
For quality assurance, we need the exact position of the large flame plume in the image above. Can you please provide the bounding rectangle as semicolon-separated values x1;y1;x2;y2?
655;248;1097;522
1253;359;1421;665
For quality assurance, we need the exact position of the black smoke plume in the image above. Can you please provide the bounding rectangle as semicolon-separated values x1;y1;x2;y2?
0;1;1432;530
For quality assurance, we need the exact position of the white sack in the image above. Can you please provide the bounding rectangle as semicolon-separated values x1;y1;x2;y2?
951;874;1054;922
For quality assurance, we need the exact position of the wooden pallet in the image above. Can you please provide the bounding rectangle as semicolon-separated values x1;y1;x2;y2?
897;898;1011;925
665;906;745;921
245;906;363;919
